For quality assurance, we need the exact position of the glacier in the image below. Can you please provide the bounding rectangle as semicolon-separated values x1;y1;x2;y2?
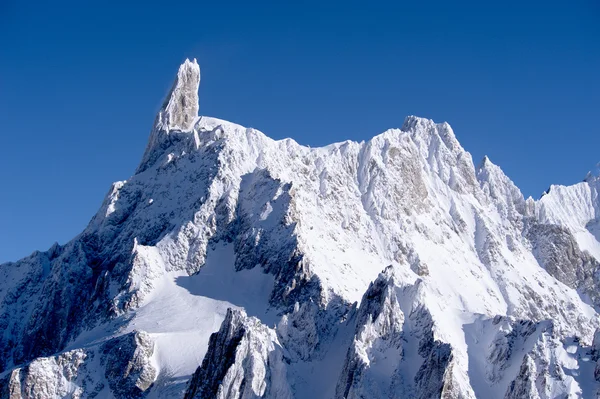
1;59;600;398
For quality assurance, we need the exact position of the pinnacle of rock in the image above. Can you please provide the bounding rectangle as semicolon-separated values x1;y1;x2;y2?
160;58;200;132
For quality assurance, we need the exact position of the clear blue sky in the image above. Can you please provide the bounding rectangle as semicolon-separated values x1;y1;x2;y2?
1;0;599;262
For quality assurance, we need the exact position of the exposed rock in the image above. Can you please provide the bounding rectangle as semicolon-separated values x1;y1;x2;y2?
138;58;201;173
102;331;157;398
184;308;292;399
336;268;405;399
0;331;155;399
160;58;200;132
336;268;471;399
414;342;457;399
527;221;600;309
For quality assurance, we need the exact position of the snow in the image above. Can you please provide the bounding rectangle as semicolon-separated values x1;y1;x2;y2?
4;59;600;398
537;181;600;258
44;112;600;396
138;244;274;392
76;242;276;397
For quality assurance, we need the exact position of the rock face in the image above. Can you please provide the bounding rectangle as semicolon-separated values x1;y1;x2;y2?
2;60;600;398
160;58;200;132
102;331;157;398
138;58;200;173
0;331;156;399
336;269;468;399
184;309;292;399
526;221;600;308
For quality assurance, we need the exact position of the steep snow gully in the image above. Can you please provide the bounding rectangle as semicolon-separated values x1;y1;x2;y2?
2;59;600;398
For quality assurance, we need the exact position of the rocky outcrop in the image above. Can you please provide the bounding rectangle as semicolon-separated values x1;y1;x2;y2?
0;237;116;373
464;315;590;399
414;342;457;399
101;331;157;398
138;58;200;173
160;58;200;132
336;268;405;399
0;349;96;399
527;221;600;309
336;268;469;399
184;309;292;399
503;322;567;399
0;331;156;399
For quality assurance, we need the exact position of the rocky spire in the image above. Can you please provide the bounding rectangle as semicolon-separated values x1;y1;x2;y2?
137;59;201;173
158;58;200;132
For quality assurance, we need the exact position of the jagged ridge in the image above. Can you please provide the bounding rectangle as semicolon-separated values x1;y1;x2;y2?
1;59;600;398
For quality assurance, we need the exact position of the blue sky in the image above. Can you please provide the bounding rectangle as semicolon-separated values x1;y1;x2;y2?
0;0;599;262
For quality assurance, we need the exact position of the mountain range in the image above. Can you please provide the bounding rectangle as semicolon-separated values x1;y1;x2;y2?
2;59;600;398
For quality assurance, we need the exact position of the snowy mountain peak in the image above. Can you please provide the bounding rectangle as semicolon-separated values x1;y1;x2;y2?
584;162;600;183
476;155;506;183
3;60;600;398
161;58;200;132
479;155;491;166
402;115;450;135
137;58;200;173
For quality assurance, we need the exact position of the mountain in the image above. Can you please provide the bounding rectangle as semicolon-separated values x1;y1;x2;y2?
1;59;600;399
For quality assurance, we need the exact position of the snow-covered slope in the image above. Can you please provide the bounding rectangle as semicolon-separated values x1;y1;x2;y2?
2;59;600;398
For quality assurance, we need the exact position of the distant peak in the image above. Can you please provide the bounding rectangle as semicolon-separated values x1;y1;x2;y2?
477;155;507;182
477;155;493;170
583;162;600;183
159;58;201;132
401;115;434;132
401;115;455;139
